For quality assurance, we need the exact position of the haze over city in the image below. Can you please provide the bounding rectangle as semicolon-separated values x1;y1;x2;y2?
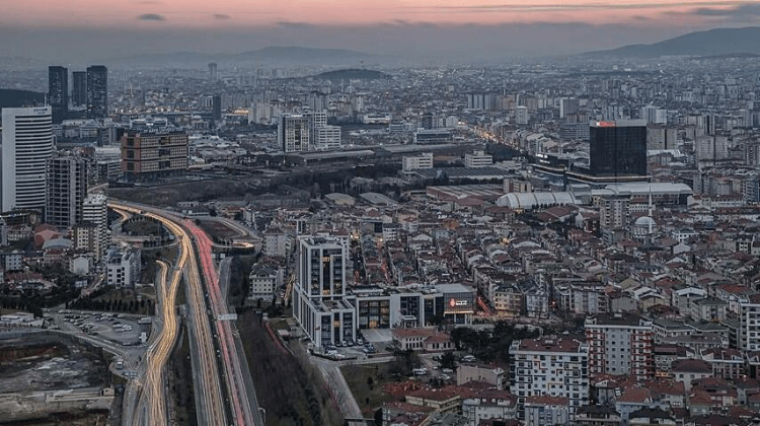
4;0;760;61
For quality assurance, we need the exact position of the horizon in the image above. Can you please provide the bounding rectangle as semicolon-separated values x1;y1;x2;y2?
3;1;760;62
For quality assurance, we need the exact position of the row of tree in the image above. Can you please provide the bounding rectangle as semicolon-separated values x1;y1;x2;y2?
66;297;155;315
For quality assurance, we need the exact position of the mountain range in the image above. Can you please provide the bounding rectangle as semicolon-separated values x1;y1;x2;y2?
586;27;760;57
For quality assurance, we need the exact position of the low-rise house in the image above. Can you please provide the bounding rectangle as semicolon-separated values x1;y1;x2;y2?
671;359;713;392
392;328;454;352
524;396;569;426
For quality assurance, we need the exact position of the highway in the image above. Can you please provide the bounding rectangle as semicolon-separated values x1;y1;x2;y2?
185;219;262;426
110;201;228;426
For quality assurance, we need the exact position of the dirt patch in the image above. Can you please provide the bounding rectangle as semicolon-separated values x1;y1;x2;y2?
198;220;240;240
0;410;109;426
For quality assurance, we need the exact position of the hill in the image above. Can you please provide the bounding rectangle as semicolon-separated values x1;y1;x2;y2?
314;69;390;80
0;89;45;109
586;27;760;58
108;46;378;68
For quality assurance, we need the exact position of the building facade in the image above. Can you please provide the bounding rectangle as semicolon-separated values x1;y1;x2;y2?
465;151;494;168
279;114;310;153
86;65;108;119
585;313;654;382
72;71;87;108
291;235;357;348
0;107;55;212
82;194;108;261
509;337;589;417
121;131;189;181
589;120;647;177
45;155;87;228
48;66;68;124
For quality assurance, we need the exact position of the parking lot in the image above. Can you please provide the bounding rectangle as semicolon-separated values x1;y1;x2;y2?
52;311;151;347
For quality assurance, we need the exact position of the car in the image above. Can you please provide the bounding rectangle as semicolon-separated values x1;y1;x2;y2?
442;368;454;374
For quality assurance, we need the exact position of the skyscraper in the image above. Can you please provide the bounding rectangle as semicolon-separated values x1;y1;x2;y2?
86;65;108;119
48;66;69;124
208;62;218;80
278;114;310;153
45;155;87;227
72;71;87;108
212;95;222;121
0;107;55;212
589;120;647;177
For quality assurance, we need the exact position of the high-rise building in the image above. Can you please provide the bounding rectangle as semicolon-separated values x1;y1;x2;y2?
278;114;310;153
208;62;218;80
291;235;356;348
585;313;654;382
641;105;667;124
48;66;69;124
86;65;108;119
0;107;55;212
589;120;647;177
559;98;579;119
599;196;629;230
121;131;189;181
82;194;108;261
509;337;589;417
212;95;222;121
646;124;677;150
313;126;341;150
421;112;434;130
515;106;529;125
72;71;87;108
45;155;87;227
402;153;434;172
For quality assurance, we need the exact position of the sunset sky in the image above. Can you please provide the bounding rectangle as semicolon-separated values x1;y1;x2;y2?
1;0;760;61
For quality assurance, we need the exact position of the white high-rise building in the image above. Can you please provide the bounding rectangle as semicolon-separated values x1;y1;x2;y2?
83;194;108;260
292;235;356;348
641;105;667;124
1;107;55;212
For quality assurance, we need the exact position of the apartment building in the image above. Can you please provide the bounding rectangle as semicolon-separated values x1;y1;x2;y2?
121;131;189;181
585;313;654;382
509;336;589;418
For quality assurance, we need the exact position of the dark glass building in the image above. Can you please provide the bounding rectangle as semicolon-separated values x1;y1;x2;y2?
48;66;68;124
589;120;647;177
212;95;222;121
72;71;87;107
86;65;108;119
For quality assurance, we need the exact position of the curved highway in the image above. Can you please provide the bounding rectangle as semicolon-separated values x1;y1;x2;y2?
110;201;228;426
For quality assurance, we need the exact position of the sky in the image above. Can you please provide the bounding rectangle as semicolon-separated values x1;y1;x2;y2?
2;0;760;61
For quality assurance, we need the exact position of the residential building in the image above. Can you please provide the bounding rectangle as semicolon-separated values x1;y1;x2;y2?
45;155;87;228
121;131;189;181
82;194;108;261
314;125;341;150
599;196;630;230
524;396;569;426
48;66;68;124
106;246;141;287
391;328;453;352
291;235;356;347
589;120;647;177
86;65;108;119
263;228;289;257
0;106;54;212
509;337;589;417
461;389;517;426
739;294;760;351
457;364;506;390
585;313;654;382
248;264;283;301
671;359;712;392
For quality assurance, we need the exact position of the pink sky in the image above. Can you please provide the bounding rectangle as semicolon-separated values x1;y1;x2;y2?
0;0;751;27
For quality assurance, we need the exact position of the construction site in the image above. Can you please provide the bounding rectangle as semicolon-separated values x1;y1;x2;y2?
0;332;115;425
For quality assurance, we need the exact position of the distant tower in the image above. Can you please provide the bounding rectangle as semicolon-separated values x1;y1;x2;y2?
72;71;87;107
48;66;69;124
86;65;108;119
208;62;218;81
212;95;222;121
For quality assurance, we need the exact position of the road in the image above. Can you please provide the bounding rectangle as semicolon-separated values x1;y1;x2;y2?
110;201;228;426
218;257;265;425
185;219;262;426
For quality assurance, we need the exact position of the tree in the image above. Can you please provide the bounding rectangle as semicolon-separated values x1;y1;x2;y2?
439;351;457;371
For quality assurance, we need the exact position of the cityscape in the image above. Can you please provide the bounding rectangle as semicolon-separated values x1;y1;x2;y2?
5;4;760;426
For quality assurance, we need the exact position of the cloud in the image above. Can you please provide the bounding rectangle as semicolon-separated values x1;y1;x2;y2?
277;21;312;29
213;14;230;20
689;3;760;16
137;14;166;21
404;1;756;14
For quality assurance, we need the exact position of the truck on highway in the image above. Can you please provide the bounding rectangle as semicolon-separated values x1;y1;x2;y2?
115;359;124;370
138;317;152;324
